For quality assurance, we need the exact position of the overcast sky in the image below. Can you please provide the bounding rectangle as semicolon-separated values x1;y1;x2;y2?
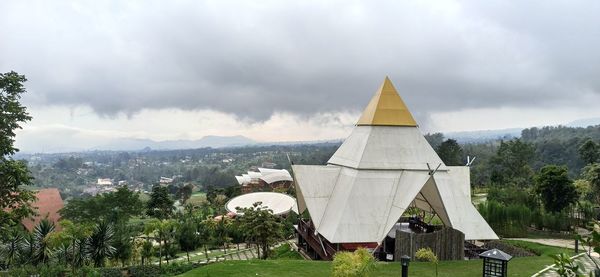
2;1;600;152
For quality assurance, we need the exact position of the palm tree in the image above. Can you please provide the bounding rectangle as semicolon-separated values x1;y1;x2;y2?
33;219;56;264
88;221;115;267
0;228;23;267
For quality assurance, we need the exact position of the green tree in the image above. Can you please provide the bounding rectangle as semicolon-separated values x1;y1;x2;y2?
112;223;135;267
177;219;200;262
582;163;600;203
88;221;115;267
490;139;535;187
535;165;578;213
103;186;144;223
60;186;143;224
146;185;175;220
237;202;283;259
425;133;445;149
53;220;93;272
32;219;56;265
0;71;36;231
579;139;599;165
177;183;194;204
0;227;24;267
436;139;464;166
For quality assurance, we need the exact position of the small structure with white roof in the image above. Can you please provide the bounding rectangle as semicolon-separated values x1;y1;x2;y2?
235;168;293;194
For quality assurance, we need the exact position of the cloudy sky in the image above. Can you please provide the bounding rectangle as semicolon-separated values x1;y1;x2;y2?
2;1;600;152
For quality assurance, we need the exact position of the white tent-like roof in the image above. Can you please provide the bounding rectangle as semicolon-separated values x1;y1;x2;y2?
292;77;498;244
226;192;298;215
235;168;292;185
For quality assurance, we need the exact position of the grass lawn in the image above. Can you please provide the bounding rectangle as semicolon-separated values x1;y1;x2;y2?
188;192;207;206
178;240;575;277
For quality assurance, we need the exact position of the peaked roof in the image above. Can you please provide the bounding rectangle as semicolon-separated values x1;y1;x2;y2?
356;77;417;127
22;188;64;231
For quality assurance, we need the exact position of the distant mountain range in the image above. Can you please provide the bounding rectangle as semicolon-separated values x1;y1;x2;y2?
17;118;600;154
94;135;257;151
444;117;600;143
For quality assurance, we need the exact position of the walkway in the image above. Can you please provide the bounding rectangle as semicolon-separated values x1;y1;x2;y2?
506;238;600;276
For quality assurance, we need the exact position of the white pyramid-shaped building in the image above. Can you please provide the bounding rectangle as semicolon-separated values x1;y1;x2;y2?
292;77;498;244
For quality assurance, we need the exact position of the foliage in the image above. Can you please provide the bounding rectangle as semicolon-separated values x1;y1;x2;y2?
535;165;578;213
579;139;599;165
582;163;600;203
424;133;445;150
482;241;536;257
177;219;201;262
32;219;56;265
146;185;175;220
160;261;194;276
576;229;600;273
177;183;194;204
415;247;438;277
268;243;303;260
487;186;538;209
5;264;68;277
96;267;123;277
489;139;535;187
237;202;284;259
478;200;573;237
60;186;144;224
88;221;116;267
436;139;464;166
112;224;134;267
128;264;161;277
551;253;582;277
0;71;35;232
331;248;376;277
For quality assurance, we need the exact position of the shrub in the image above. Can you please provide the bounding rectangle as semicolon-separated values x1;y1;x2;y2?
483;241;536;257
332;248;376;277
128;265;161;277
97;267;123;277
415;248;438;277
7;264;68;277
269;244;303;260
160;262;194;276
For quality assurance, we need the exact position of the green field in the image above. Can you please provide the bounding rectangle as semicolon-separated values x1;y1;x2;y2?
188;192;207;206
178;241;572;277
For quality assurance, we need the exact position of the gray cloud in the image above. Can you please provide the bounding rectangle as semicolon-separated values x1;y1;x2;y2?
1;0;600;123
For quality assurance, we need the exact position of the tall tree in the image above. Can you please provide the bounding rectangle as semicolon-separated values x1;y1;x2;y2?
60;186;144;224
32;219;56;265
177;183;194;205
146;185;175;220
0;71;36;231
425;133;445;150
582;163;600;203
52;220;93;272
177;219;200;262
490;139;535;187
237;202;283;259
436;139;464;166
112;223;134;267
579;139;599;165
535;165;578;213
88;221;115;267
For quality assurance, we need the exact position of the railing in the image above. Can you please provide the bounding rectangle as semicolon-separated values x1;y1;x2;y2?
297;219;337;260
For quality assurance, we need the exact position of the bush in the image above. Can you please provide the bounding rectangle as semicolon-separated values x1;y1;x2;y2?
128;265;161;277
160;262;194;276
7;264;68;277
97;267;123;277
332;248;376;277
415;248;438;277
483;241;537;257
269;244;303;260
